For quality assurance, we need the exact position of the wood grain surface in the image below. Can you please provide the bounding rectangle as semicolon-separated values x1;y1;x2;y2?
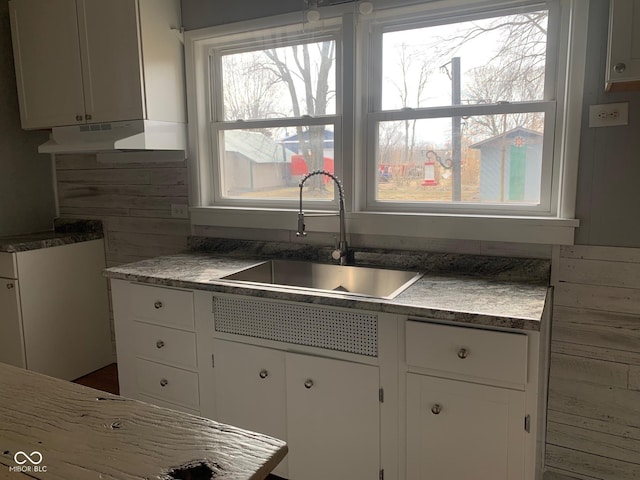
0;363;287;480
544;245;640;480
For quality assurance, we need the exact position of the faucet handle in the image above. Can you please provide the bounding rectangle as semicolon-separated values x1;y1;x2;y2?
296;212;307;237
332;237;345;261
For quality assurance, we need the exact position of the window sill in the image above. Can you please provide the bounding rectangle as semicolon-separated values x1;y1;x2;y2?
190;206;579;245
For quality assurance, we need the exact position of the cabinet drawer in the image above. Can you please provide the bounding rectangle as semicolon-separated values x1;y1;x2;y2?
134;322;197;369
0;253;17;278
135;359;199;410
406;321;527;385
129;284;194;329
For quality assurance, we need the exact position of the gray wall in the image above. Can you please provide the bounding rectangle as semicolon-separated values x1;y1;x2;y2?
0;1;55;236
182;0;640;249
574;0;640;247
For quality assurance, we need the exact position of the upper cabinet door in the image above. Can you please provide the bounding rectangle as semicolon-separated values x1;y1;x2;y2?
77;0;145;123
607;0;640;91
9;0;86;129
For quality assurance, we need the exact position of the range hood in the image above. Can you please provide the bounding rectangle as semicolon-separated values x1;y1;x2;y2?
38;120;187;159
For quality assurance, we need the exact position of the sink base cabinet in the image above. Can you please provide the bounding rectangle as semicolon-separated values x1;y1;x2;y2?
406;374;525;480
111;282;546;480
213;338;380;480
213;340;288;477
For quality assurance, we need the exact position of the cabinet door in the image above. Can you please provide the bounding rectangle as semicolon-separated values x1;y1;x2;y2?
286;353;380;480
213;340;288;477
77;0;145;123
406;374;525;480
9;0;85;129
607;0;640;89
0;279;25;368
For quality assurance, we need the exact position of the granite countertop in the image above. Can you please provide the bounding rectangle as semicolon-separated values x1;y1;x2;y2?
0;220;104;253
104;240;551;332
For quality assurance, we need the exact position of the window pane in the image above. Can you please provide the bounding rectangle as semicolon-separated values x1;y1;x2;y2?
382;10;548;110
219;125;335;201
220;40;336;121
375;113;545;204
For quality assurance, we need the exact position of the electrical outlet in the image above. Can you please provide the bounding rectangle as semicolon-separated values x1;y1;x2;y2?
589;102;629;127
171;204;189;219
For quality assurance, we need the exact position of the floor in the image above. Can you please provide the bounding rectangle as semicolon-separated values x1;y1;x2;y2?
71;364;283;479
72;363;119;395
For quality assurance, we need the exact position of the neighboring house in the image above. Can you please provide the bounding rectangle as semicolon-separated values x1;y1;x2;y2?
470;127;543;203
279;129;334;158
222;130;296;194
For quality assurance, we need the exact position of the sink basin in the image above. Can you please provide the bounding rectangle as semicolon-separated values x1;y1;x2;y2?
219;259;422;299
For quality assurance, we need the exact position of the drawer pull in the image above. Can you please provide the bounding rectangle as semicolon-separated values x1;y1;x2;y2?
457;348;469;359
6;283;14;290
156;340;165;349
154;301;163;309
259;369;268;379
160;378;169;387
304;379;314;389
431;404;442;415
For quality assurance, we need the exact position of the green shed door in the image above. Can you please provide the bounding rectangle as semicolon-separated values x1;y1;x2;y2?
508;145;526;201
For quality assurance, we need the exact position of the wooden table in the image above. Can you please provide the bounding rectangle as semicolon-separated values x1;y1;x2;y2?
0;363;287;479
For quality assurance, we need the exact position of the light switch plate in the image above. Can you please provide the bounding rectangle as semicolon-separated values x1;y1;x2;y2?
589;102;629;127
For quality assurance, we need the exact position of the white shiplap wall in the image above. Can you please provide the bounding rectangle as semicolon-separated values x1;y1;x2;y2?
56;154;190;266
544;245;640;480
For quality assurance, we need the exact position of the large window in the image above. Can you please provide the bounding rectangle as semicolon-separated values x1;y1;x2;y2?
367;7;555;214
204;22;341;206
186;0;587;244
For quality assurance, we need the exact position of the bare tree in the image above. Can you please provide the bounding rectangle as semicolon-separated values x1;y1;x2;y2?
464;64;546;139
433;11;548;91
263;41;335;190
387;42;431;169
221;52;282;128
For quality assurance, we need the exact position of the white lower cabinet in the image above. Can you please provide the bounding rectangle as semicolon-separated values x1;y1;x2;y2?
111;282;543;480
406;374;525;480
213;339;380;480
0;240;113;380
112;280;200;415
404;319;533;480
213;340;288;477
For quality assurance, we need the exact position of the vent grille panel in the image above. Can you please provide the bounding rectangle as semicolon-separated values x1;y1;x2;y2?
214;296;377;357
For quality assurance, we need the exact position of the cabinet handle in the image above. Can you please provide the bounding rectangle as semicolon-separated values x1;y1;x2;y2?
6;283;14;290
457;348;469;359
85;114;92;121
156;340;165;349
75;115;83;121
614;62;627;74
160;378;168;387
154;301;163;309
304;379;314;389
431;404;442;415
259;369;268;379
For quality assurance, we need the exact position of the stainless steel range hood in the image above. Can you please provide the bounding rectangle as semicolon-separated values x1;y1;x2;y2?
38;120;187;159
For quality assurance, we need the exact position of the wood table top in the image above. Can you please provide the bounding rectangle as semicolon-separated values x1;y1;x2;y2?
0;363;287;479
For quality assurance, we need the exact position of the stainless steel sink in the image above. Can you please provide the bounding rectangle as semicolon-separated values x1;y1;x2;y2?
219;259;422;299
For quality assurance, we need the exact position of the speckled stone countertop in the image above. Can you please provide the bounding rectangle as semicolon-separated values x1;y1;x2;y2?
0;219;104;253
104;238;551;332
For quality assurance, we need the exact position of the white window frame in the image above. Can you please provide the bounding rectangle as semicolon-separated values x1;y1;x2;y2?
185;0;588;245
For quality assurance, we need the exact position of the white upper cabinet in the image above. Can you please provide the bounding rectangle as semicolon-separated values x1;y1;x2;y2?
606;0;640;91
9;0;185;130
